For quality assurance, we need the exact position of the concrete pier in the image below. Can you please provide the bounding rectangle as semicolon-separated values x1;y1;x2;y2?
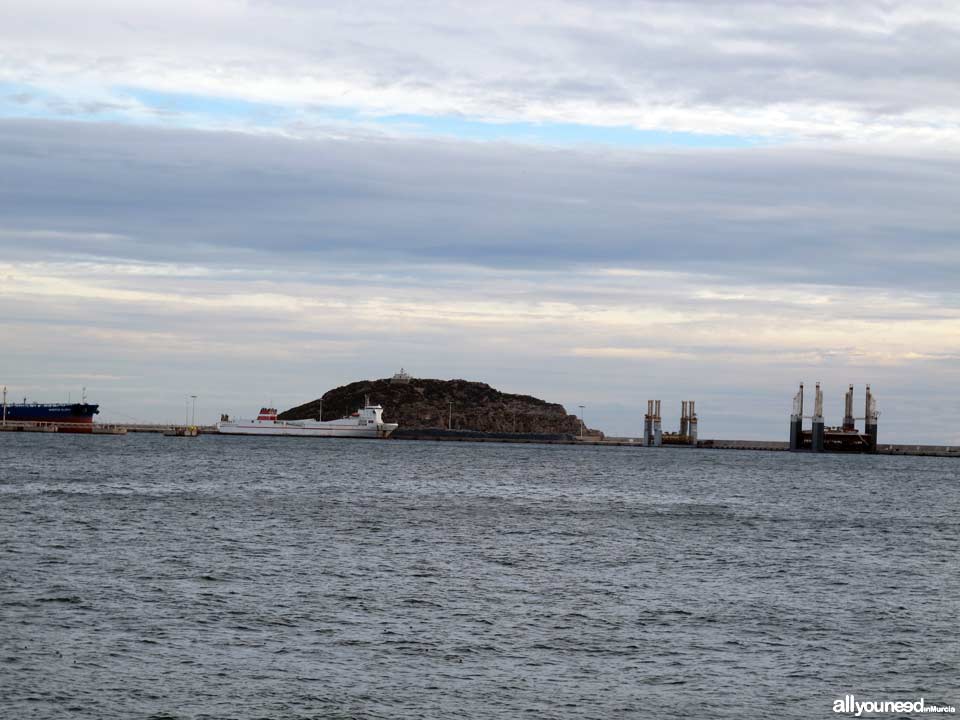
698;439;959;458
0;421;208;435
0;422;58;433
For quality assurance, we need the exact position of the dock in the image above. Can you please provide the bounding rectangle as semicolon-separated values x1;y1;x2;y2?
0;421;213;435
121;423;215;434
695;439;960;458
875;444;960;458
0;421;127;434
697;439;788;451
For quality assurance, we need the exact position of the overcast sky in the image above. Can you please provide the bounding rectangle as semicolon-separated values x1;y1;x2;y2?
2;1;959;441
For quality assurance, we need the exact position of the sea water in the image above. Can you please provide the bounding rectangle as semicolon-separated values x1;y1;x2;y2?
1;433;958;719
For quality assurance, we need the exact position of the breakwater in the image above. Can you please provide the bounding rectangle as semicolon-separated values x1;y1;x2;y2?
696;439;960;458
875;443;960;458
0;422;213;435
392;428;576;442
4;422;957;458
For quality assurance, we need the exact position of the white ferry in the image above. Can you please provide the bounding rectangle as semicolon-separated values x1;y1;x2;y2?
215;401;399;439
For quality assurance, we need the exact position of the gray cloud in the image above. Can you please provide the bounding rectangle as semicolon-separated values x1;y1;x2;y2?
1;120;957;290
2;1;959;140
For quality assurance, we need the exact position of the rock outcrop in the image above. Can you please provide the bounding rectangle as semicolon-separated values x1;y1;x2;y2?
279;378;602;437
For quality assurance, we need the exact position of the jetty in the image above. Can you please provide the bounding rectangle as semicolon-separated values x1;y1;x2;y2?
2;420;957;457
0;421;127;434
122;423;215;434
0;421;213;435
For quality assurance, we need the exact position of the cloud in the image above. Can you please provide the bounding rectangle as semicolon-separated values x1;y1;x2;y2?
1;1;959;143
571;347;697;360
1;120;958;291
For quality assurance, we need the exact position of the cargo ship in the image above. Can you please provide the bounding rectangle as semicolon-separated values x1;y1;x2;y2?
215;401;398;438
2;389;100;433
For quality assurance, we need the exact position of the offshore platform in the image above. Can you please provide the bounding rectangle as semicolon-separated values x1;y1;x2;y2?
644;400;698;446
789;383;878;453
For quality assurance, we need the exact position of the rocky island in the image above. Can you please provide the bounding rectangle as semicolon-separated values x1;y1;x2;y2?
278;377;602;439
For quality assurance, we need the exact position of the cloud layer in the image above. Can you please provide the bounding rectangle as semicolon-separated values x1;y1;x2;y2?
2;0;960;143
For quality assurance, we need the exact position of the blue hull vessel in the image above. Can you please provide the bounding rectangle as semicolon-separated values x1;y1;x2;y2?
2;402;100;432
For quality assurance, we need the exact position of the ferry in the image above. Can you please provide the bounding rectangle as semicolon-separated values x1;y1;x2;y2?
215;400;398;438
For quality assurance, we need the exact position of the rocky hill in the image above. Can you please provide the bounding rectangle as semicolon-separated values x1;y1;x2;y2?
278;378;602;437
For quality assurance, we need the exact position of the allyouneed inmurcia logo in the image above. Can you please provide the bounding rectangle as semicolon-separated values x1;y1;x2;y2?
833;695;956;716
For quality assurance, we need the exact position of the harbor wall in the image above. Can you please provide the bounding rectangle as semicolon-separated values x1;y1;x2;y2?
4;423;959;458
876;444;960;458
698;439;789;451
697;439;960;458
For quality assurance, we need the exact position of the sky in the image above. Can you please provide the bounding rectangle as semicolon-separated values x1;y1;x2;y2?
1;0;959;441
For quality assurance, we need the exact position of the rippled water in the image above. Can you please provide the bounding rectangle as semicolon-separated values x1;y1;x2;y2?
2;433;958;719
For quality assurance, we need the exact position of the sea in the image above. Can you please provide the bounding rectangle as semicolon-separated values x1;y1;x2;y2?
1;433;958;719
